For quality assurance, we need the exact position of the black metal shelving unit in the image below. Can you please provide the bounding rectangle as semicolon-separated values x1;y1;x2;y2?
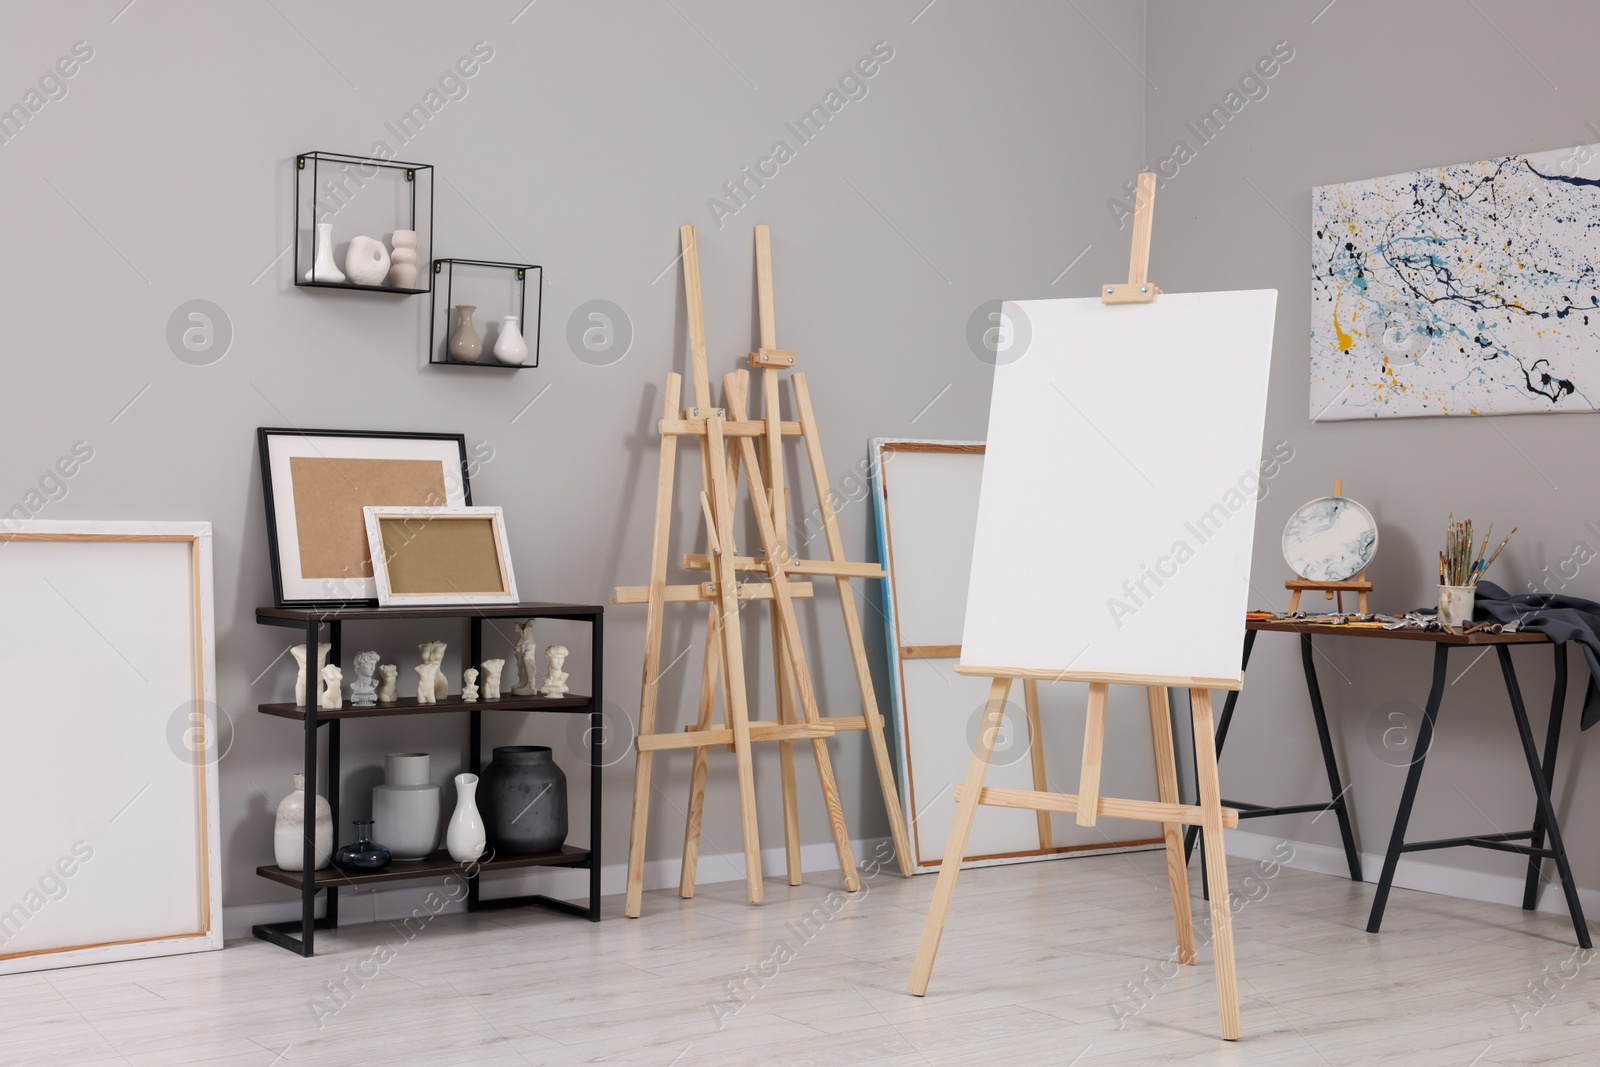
428;258;543;368
294;150;435;296
252;602;603;957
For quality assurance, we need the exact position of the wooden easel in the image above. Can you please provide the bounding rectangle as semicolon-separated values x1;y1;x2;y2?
906;174;1247;1041
616;225;912;919
1285;479;1372;614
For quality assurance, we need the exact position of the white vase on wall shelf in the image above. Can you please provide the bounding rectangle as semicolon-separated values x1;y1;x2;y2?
449;305;482;363
303;222;346;284
493;315;529;365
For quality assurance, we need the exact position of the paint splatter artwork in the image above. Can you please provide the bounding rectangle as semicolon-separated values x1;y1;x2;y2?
1311;145;1600;419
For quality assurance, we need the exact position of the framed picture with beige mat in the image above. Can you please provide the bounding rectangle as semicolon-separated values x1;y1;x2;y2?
257;428;472;606
364;505;518;606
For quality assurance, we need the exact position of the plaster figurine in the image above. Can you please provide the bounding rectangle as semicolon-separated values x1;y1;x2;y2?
344;235;391;286
291;642;332;707
376;664;399;704
350;651;380;707
462;667;479;703
512;621;538;696
320;664;344;710
419;641;449;699
540;645;570;699
481;658;505;701
415;662;440;705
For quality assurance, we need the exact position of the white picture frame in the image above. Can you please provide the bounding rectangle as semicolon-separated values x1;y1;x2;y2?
0;521;222;975
363;505;519;606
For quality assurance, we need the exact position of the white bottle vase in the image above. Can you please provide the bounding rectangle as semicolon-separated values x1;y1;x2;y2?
304;222;346;283
274;772;333;871
446;772;486;863
493;315;529;365
371;752;442;860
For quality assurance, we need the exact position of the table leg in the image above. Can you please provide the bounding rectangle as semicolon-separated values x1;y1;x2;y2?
1190;630;1248;863
1367;643;1449;933
1300;633;1362;881
1522;643;1568;911
1498;646;1590;949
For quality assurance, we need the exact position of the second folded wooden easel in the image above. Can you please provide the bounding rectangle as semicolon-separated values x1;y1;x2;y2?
616;225;913;918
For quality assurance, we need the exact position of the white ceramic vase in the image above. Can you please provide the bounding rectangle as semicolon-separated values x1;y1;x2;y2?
389;229;419;289
304;222;346;283
274;772;333;871
446;772;486;863
493;315;529;365
344;235;391;286
371;752;441;860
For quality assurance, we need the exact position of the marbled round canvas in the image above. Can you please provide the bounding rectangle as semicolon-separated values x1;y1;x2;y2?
1282;497;1378;582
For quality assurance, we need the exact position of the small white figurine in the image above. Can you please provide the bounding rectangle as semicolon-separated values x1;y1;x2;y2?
291;642;332;706
415;662;440;705
320;664;344;710
541;645;570;699
350;651;380;707
481;659;505;701
462;667;479;703
420;641;449;700
512;621;538;696
376;664;399;704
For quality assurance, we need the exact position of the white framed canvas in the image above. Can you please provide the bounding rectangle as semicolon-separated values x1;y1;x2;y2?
870;440;1162;872
364;505;519;606
962;290;1277;686
0;521;222;974
1312;145;1600;419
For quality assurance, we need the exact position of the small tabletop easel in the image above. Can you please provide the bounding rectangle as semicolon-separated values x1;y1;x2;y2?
906;174;1247;1041
1285;479;1372;614
615;225;913;919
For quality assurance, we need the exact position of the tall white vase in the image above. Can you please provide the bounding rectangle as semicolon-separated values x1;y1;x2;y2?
493;315;529;365
304;222;346;283
274;772;333;871
446;772;486;863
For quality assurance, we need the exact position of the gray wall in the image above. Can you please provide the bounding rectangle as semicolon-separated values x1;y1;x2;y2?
0;1;1147;911
1147;0;1600;896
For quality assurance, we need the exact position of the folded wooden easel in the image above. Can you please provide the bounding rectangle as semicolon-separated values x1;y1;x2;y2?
616;225;913;918
906;174;1247;1041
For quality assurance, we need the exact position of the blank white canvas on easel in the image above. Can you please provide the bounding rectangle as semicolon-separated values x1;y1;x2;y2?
872;441;1161;870
962;291;1278;684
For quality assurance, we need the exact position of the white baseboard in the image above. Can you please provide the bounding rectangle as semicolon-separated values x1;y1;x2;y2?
224;837;892;941
1222;827;1600;920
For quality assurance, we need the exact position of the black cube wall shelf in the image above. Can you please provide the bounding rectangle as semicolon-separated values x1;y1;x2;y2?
429;258;544;369
295;151;434;295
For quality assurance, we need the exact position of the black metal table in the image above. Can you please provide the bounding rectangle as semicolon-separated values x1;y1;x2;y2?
1187;620;1587;949
252;602;604;957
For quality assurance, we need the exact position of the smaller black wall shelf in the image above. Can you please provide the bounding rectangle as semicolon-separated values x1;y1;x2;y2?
295;150;435;295
429;258;543;369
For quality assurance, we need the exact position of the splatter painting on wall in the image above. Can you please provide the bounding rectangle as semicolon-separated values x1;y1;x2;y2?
1311;144;1600;420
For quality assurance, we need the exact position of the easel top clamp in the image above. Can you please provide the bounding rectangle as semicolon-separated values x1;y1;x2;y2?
916;172;1248;1042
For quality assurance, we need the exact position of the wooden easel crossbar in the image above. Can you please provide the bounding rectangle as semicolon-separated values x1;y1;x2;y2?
906;174;1248;1042
616;225;913;919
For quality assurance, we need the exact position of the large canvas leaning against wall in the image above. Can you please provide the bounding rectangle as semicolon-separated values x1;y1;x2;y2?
1311;144;1600;420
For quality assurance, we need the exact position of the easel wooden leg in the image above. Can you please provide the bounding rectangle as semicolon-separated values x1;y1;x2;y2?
706;415;765;903
1147;685;1195;966
1023;679;1052;850
792;374;915;876
624;374;684;919
680;602;721;898
773;609;804;886
1191;687;1241;1040
909;675;1013;996
1075;682;1108;827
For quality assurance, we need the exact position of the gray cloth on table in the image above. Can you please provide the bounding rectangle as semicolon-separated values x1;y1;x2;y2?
1455;581;1600;730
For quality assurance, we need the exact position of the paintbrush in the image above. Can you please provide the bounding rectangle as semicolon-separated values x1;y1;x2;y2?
1475;528;1516;585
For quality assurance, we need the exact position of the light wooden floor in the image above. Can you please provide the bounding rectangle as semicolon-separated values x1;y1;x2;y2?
3;852;1595;1066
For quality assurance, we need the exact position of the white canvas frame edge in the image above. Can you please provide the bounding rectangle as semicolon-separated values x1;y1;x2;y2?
362;505;519;606
263;432;469;603
0;520;222;974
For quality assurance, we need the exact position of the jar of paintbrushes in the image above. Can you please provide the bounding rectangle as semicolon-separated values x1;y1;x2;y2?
1438;517;1515;629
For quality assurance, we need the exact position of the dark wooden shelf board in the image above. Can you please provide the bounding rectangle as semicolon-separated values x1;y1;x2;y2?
256;845;590;890
1248;619;1549;645
259;693;592;720
257;601;604;623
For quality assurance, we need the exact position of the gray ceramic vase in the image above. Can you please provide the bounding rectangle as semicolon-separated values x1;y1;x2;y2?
480;746;568;854
370;752;441;860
